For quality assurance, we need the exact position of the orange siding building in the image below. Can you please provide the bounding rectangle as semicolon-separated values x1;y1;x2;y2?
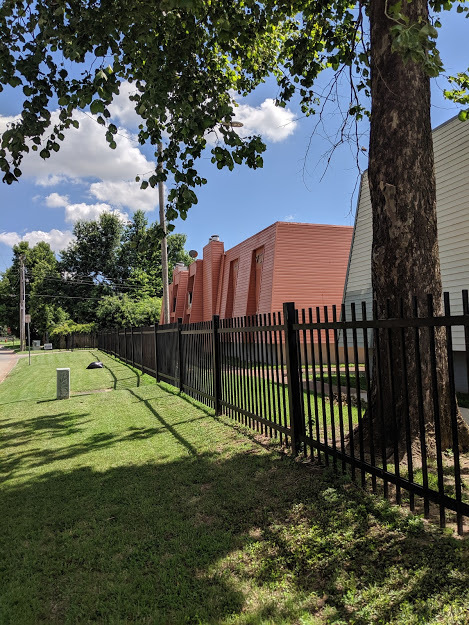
162;222;353;325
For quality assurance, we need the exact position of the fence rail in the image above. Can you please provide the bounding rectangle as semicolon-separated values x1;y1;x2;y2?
98;292;469;534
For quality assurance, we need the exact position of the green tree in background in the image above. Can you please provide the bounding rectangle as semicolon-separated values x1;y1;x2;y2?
0;214;192;335
116;211;192;297
60;212;124;282
0;241;66;340
95;294;161;328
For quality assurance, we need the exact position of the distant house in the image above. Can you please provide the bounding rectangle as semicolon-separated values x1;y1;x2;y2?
162;221;353;324
343;115;469;391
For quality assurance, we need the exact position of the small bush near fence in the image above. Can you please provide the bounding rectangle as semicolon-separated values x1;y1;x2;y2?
99;292;469;535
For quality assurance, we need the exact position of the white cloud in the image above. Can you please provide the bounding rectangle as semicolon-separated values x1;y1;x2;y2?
45;192;129;224
204;97;297;146
0;229;74;252
283;214;295;222
0;108;159;217
45;192;69;208
35;174;70;187
108;81;142;128
63;201;129;224
89;180;158;212
235;99;297;142
0;114;20;135
15;110;155;184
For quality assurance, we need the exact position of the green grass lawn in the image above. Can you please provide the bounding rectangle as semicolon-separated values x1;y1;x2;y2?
221;372;361;438
312;371;368;391
0;338;20;352
1;350;469;624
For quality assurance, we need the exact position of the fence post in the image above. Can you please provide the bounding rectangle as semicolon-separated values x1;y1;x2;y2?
154;323;159;382
131;327;135;368
140;326;144;370
283;302;305;456
177;318;183;392
124;328;127;363
212;315;222;416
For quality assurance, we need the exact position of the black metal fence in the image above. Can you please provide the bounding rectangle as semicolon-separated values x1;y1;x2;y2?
98;293;469;534
55;332;98;350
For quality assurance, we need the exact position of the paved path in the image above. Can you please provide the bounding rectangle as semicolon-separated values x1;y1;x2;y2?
0;347;19;384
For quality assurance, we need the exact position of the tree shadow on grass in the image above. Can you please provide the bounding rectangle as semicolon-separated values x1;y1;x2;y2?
0;421;170;478
1;446;469;624
0;411;93;455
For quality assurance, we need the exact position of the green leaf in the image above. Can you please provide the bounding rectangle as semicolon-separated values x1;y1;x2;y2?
90;100;105;114
8;76;22;88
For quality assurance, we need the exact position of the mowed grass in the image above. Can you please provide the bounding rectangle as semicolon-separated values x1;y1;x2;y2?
1;351;469;624
221;372;361;434
2;349;154;403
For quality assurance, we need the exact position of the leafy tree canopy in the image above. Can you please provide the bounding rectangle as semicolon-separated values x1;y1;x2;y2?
95;293;161;328
0;0;468;224
49;320;96;338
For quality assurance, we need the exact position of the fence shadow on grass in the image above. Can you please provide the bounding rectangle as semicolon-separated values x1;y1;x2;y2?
90;350;143;391
1;448;469;624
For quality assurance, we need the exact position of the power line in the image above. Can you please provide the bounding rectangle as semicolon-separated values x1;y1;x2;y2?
24;268;157;289
26;293;106;301
35;275;148;291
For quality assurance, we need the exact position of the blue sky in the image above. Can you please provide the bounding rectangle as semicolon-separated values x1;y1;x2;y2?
0;8;467;272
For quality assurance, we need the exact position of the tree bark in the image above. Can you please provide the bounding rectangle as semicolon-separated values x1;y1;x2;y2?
367;0;469;453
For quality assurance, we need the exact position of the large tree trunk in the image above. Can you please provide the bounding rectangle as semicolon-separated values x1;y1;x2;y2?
367;0;469;453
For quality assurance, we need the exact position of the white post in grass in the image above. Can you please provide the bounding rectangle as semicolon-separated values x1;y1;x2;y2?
57;368;70;399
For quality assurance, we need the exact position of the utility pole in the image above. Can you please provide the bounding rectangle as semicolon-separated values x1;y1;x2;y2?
19;255;25;351
158;141;170;323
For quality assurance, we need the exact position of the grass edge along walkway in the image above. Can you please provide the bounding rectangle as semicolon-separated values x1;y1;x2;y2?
1;350;469;624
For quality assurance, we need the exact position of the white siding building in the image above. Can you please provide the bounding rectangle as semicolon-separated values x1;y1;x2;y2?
343;115;469;391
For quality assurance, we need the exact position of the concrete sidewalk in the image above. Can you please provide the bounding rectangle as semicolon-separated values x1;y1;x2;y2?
0;347;18;384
